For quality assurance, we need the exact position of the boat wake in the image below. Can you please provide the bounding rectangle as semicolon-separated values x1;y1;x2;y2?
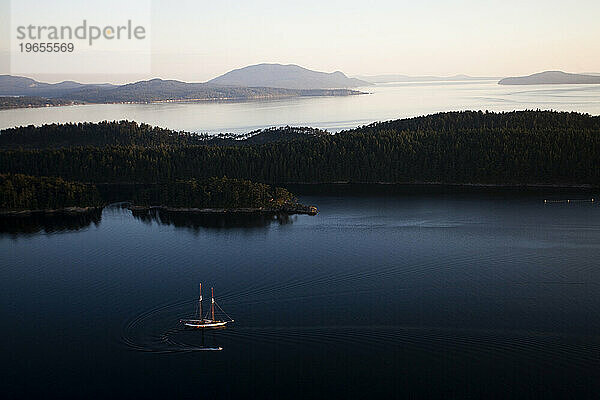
120;299;224;353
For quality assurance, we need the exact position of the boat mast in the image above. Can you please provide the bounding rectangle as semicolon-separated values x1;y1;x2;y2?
211;287;215;321
198;283;203;320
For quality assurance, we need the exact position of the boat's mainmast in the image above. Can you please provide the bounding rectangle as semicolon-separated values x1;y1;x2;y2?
199;283;203;320
211;287;215;321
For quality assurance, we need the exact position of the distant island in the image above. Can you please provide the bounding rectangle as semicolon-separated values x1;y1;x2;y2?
498;71;600;85
0;64;369;109
208;63;371;89
356;74;498;84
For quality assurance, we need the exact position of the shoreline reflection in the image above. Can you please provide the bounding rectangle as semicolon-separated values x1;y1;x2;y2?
131;208;295;231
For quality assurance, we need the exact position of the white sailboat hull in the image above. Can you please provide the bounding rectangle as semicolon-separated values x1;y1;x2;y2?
181;320;230;328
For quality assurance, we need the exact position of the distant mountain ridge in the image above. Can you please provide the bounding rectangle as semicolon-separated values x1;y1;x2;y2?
208;63;371;89
356;74;498;84
0;75;114;97
498;71;600;85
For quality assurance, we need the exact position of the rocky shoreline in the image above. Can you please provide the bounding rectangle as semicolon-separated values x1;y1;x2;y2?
127;203;318;216
0;203;318;218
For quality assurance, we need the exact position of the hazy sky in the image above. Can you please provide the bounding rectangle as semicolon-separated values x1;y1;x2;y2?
1;0;599;83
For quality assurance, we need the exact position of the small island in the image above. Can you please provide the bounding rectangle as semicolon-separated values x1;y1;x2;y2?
0;174;317;218
125;178;317;216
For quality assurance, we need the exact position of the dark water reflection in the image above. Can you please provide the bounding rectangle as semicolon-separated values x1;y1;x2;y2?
1;190;600;399
0;208;102;236
0;206;295;237
131;208;295;230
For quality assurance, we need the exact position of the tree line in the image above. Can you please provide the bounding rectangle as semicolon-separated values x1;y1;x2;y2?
0;111;598;186
0;173;102;211
0;121;327;149
129;177;296;209
0;174;296;212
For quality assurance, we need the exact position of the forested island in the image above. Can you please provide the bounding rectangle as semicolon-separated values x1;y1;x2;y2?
1;110;598;185
1;110;599;213
0;174;310;216
126;177;310;213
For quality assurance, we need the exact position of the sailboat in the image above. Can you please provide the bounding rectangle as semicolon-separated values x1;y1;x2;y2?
180;283;234;328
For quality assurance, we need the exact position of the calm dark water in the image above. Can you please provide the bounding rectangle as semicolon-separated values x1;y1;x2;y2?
2;190;600;399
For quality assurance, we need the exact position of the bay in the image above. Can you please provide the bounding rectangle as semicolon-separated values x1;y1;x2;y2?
2;190;599;398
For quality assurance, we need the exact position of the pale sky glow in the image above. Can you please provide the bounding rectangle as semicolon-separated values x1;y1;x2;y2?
1;0;599;83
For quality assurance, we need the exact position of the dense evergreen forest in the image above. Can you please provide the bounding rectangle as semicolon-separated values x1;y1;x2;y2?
129;177;296;209
0;121;204;149
0;111;598;186
0;122;326;149
0;174;101;211
0;174;298;212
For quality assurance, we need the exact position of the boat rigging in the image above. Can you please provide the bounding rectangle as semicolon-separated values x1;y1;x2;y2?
180;283;234;328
